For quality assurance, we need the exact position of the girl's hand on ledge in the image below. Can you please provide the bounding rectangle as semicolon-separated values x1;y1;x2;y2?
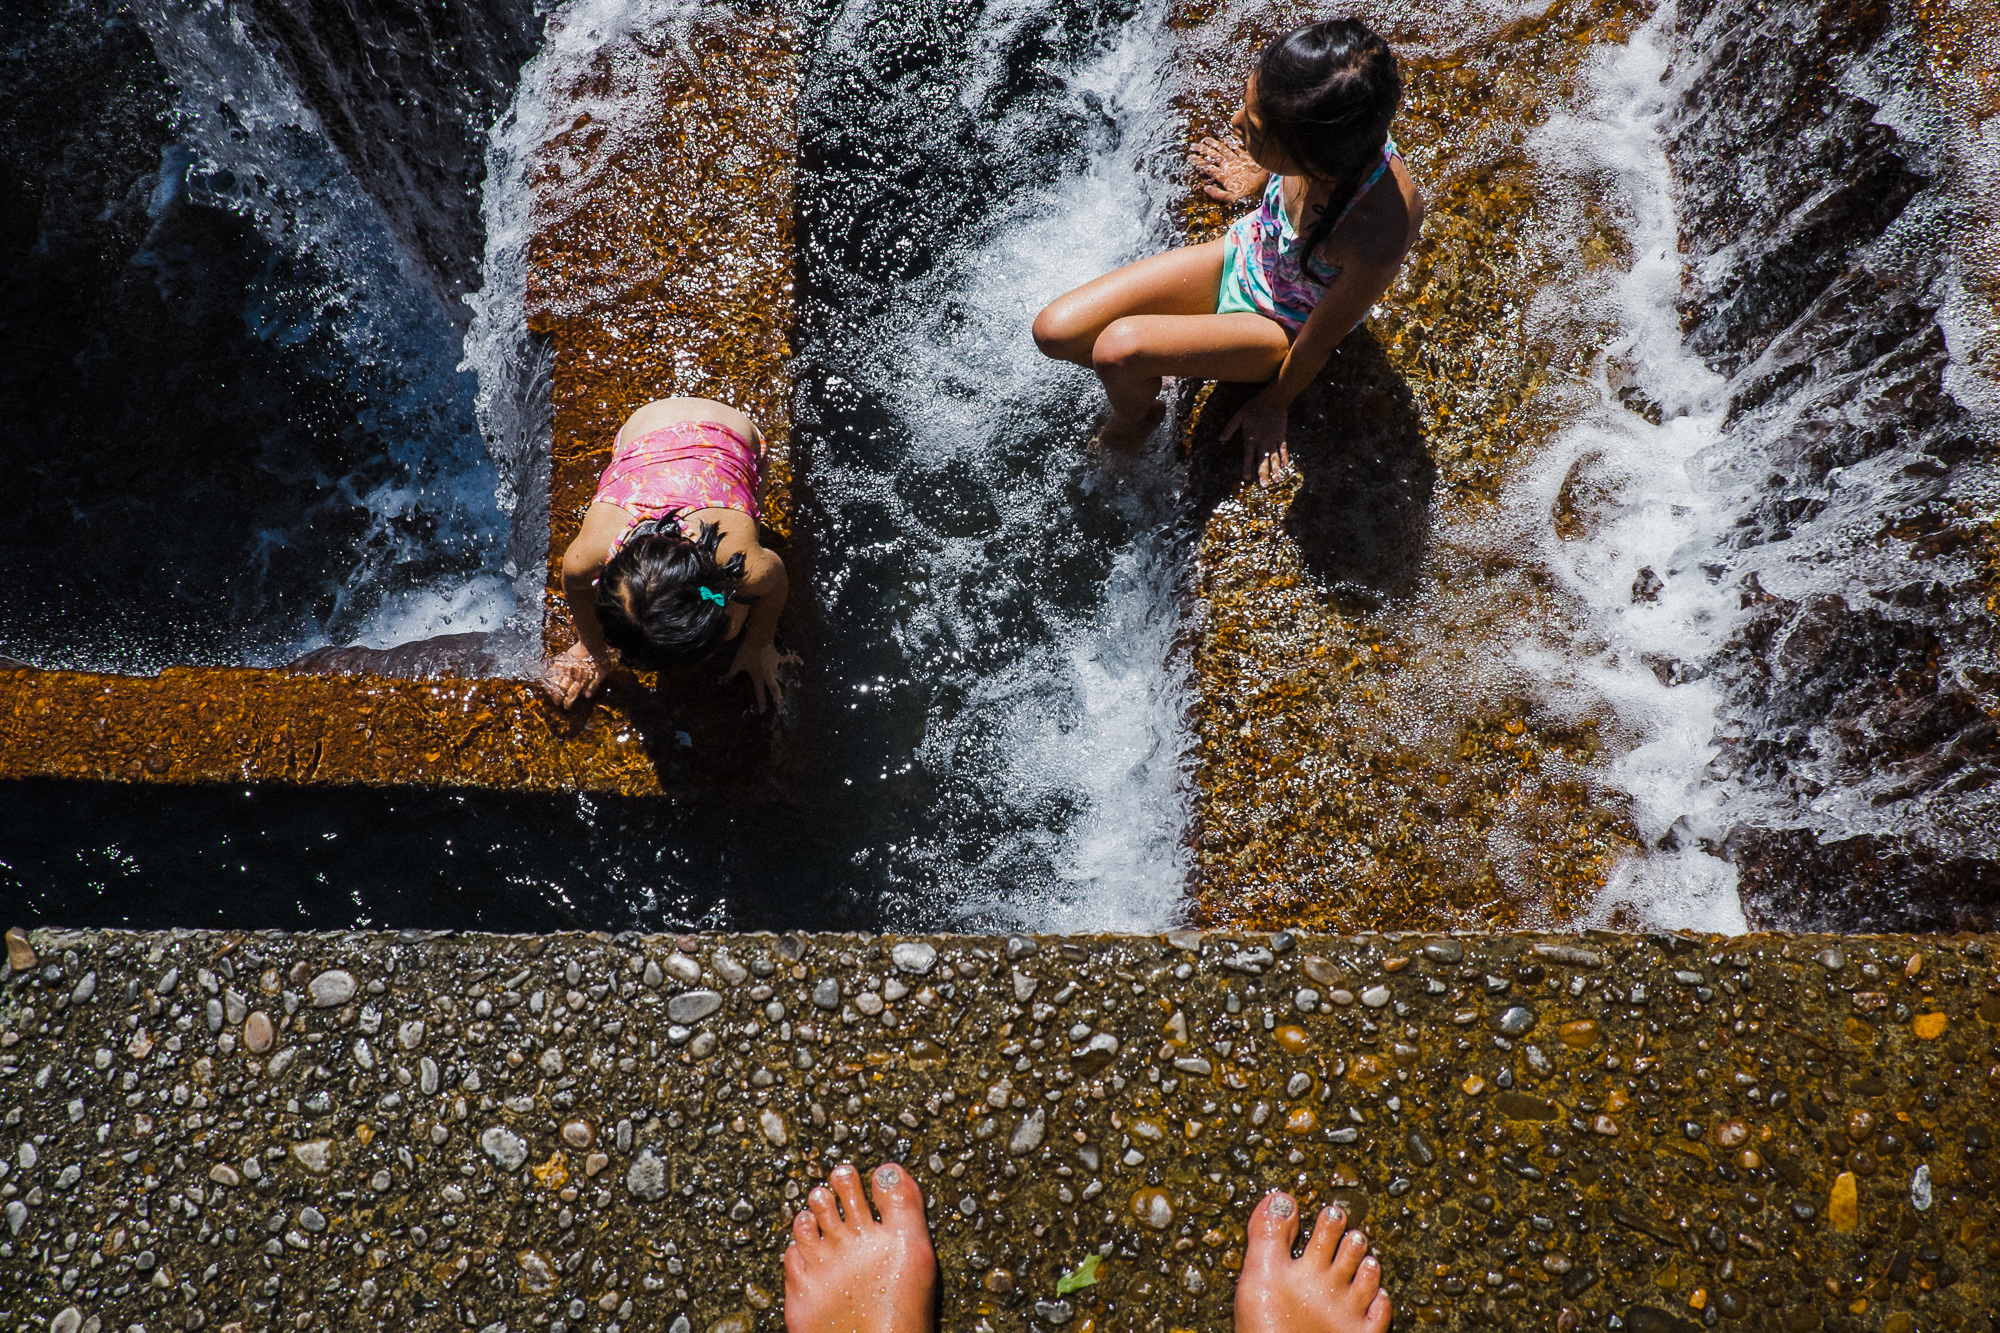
540;641;614;709
1191;134;1269;202
1224;400;1292;488
723;641;802;714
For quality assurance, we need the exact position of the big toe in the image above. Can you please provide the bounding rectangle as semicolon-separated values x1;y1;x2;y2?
1244;1190;1301;1271
868;1163;926;1225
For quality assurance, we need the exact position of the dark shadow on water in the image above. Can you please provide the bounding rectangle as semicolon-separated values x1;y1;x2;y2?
1185;328;1434;611
0;776;864;934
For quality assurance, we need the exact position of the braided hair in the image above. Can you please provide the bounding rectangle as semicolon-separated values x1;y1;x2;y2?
1252;19;1401;284
595;514;750;668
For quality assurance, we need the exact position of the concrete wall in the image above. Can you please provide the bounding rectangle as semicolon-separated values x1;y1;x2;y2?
4;928;1997;1333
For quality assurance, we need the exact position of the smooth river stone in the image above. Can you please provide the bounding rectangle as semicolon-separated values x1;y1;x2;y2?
668;990;724;1023
242;1011;274;1053
308;970;356;1007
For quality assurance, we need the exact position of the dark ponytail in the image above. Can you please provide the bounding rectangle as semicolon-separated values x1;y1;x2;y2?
595;514;751;668
1253;19;1401;282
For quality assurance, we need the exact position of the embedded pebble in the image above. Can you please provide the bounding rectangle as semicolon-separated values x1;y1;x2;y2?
307;969;356;1007
891;942;938;974
243;1011;274;1052
665;954;702;985
291;1140;334;1174
481;1127;529;1172
1497;1005;1535;1035
628;1150;668;1201
667;989;724;1023
1008;1108;1046;1155
1422;939;1463;963
1360;986;1390;1008
712;951;749;985
562;1120;594;1148
5;927;35;971
812;978;841;1010
397;1019;426;1050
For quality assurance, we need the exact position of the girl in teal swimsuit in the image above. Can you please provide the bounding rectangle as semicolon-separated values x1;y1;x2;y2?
1033;19;1423;487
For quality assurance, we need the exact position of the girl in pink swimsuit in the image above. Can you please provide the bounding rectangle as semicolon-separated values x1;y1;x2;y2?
543;397;796;712
1033;20;1423;488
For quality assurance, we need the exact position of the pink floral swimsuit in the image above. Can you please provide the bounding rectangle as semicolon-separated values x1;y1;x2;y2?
593;420;762;561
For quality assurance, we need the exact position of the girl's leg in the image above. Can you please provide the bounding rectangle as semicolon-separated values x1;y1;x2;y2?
1092;311;1290;449
1033;241;1230;366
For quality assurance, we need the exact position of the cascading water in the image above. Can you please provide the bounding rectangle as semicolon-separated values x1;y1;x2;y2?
0;0;538;672
792;0;1197;931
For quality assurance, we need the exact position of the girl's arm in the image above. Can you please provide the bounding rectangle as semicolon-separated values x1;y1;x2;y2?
720;546;798;714
543;502;634;706
1227;176;1425;486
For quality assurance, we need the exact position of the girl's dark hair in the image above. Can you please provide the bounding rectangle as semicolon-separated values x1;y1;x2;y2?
1253;18;1401;280
595;515;749;668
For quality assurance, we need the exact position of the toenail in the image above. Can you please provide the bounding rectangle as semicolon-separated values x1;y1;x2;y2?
1268;1193;1295;1218
1325;1205;1344;1223
877;1164;901;1186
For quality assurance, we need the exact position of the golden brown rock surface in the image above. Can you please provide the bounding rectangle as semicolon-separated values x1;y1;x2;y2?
1175;0;1653;932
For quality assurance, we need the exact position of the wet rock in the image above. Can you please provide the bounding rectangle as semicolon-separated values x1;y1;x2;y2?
1034;1300;1075;1324
854;991;885;1016
291;1140;334;1174
1816;947;1846;972
5;927;35;971
208;1164;240;1187
1005;935;1039;960
984;1268;1016;1295
1131;1188;1174;1229
562;1120;593;1148
627;1150;668;1201
397;1019;426;1050
307;969;356;1007
298;1205;327;1232
243;1011;274;1053
712;951;749;985
759;1109;788;1146
812;979;841;1010
48;1309;82;1333
1223;947;1273;973
1422;939;1463;963
1361;986;1390;1008
891;942;938;974
667;989;723;1023
69;971;95;1003
665;954;701;985
1008;1108;1046;1155
1911;1163;1933;1210
1072;1031;1119;1072
1531;944;1602;968
1497;1006;1535;1035
481;1127;529;1172
1012;970;1039;1001
1828;1171;1859;1232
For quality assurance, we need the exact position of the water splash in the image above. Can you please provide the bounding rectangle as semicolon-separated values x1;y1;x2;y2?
129;0;517;660
799;0;1196;931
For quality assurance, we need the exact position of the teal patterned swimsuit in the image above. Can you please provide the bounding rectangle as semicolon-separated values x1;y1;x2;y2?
1216;141;1399;334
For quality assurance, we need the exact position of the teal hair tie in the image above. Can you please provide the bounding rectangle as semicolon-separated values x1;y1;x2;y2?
699;587;726;607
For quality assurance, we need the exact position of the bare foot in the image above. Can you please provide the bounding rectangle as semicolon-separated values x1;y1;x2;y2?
783;1162;938;1333
1235;1192;1392;1333
1096;398;1167;453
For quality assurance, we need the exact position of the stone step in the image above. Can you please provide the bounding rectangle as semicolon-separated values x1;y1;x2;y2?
3;928;1995;1333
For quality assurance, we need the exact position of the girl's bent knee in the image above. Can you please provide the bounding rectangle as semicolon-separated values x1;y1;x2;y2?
1031;305;1081;360
1090;320;1149;373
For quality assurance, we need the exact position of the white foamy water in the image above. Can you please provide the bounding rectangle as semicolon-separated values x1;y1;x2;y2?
1501;9;1752;932
803;0;1197;932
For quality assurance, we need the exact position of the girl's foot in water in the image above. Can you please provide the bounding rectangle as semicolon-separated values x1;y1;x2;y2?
1095;398;1167;455
783;1162;938;1333
1236;1192;1393;1333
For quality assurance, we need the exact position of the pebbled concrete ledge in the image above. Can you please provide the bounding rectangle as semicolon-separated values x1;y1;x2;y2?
3;928;1998;1333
